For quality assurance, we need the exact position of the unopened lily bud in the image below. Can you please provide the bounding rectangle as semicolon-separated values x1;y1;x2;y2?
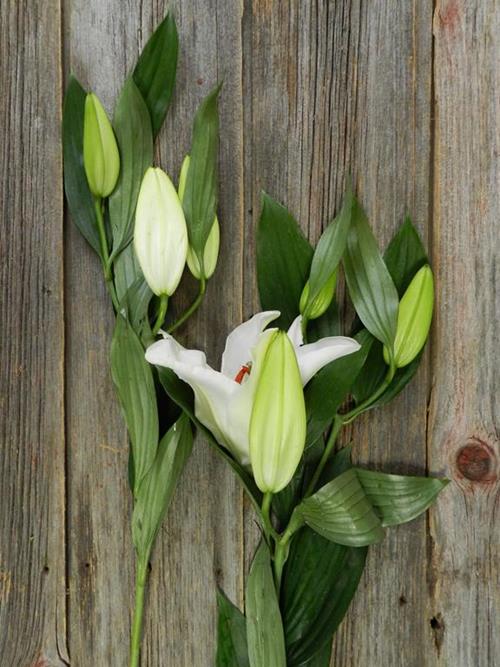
300;271;337;320
83;93;120;198
384;265;434;368
134;167;188;296
249;330;306;493
178;155;220;279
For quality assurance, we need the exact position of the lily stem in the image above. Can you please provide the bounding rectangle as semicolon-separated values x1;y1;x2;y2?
94;196;119;311
166;277;206;334
152;294;169;336
304;413;344;497
341;362;396;425
261;492;278;544
129;555;149;667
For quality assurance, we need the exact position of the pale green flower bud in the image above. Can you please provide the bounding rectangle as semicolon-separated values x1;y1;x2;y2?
83;93;120;198
384;265;434;368
178;155;220;279
249;330;307;493
299;271;337;320
134;167;188;296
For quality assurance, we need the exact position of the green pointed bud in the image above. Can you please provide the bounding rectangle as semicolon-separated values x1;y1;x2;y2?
178;155;220;279
83;93;120;197
249;330;306;493
384;265;434;368
300;271;337;320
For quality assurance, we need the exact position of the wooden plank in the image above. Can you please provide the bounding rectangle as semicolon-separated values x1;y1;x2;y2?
428;1;500;665
243;1;434;665
64;1;244;664
0;1;68;665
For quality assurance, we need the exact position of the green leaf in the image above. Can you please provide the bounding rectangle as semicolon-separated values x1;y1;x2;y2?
111;314;158;493
257;194;313;329
133;12;179;137
157;368;263;511
281;449;367;666
216;590;250;667
120;274;153;344
356;469;449;527
132;414;192;557
305;330;373;448
114;242;143;305
299;641;332;667
109;78;153;259
297;468;384;547
282;528;367;666
182;84;221;259
307;299;341;342
305;190;352;315
246;542;287;667
384;216;428;296
343;197;399;351
63;76;100;255
352;218;429;406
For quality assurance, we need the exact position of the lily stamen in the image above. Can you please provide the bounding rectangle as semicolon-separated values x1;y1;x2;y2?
234;363;252;384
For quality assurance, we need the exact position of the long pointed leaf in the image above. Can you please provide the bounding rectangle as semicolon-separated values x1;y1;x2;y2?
111;314;158;493
353;217;429;406
182;85;221;258
109;78;153;259
246;542;287;667
133;13;179;137
216;590;250;667
282;528;367;666
257;194;313;329
343;198;399;351
132;414;192;557
305;189;352;313
63;76;100;255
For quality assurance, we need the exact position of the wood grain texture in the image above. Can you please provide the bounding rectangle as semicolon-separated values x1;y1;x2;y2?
428;1;500;665
0;0;498;665
0;1;67;666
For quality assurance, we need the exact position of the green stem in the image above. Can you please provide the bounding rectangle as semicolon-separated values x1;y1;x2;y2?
261;492;278;543
342;362;396;425
94;197;119;310
304;413;344;497
166;278;206;334
273;516;301;590
152;294;168;336
129;556;149;667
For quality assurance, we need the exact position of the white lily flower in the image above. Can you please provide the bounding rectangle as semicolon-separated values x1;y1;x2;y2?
145;311;360;467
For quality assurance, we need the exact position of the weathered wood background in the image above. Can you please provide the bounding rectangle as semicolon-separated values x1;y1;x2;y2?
1;0;498;665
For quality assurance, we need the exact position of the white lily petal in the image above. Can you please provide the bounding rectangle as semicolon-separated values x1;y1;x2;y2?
146;334;207;368
146;336;253;465
287;315;304;347
221;310;281;379
295;336;361;385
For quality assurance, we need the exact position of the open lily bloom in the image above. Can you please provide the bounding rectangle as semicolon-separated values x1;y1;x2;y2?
145;311;360;467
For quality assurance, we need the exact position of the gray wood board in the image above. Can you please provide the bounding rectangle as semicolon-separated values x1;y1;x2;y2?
0;0;497;665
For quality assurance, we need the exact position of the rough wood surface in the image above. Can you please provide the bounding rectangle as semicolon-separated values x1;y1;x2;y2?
0;2;68;666
428;1;500;665
0;0;498;665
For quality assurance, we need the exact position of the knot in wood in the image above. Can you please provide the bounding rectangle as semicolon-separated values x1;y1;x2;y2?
455;439;496;482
